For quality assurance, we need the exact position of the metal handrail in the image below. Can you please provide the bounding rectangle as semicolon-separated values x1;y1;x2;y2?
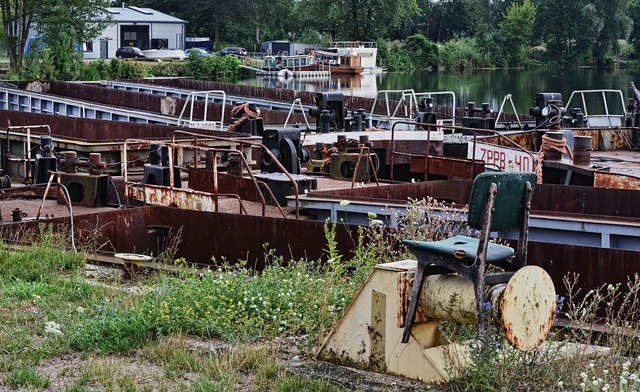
171;130;301;218
412;91;457;126
368;89;417;129
7;125;52;183
177;90;227;131
565;89;626;128
123;138;286;217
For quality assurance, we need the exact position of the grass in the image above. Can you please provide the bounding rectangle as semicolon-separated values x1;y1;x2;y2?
0;222;372;390
5;366;50;389
2;204;640;391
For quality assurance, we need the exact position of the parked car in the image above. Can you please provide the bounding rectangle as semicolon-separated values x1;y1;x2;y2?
187;47;212;57
115;46;145;59
219;47;248;56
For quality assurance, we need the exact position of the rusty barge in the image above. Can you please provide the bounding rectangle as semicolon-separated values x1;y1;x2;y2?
0;78;638;300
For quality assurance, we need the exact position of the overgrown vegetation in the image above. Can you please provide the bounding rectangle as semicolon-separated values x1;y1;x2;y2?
8;53;241;82
2;202;640;390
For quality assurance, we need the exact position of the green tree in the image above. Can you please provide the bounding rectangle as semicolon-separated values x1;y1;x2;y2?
498;0;536;66
0;0;36;71
29;0;111;79
1;0;111;74
630;0;640;58
404;33;438;70
535;0;602;66
294;0;419;42
592;0;632;64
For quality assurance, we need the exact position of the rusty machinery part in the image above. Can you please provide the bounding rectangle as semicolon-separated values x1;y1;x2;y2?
58;151;107;175
59;151;79;173
260;128;310;175
0;169;10;190
317;260;557;383
529;93;565;130
416;266;555;351
32;135;57;185
461;101;495;130
535;133;574;184
499;265;556;351
309;92;346;133
227;102;261;132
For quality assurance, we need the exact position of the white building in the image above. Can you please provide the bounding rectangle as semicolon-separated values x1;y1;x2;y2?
83;5;187;59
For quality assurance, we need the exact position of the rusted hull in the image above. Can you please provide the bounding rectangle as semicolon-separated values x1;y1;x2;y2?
0;207;358;267
1;206;638;295
594;172;640;190
307;180;640;220
0;110;241;142
189;169;259;202
530;242;640;292
409;156;485;179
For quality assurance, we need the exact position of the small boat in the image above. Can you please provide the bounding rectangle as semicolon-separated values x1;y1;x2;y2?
262;54;318;72
312;49;364;75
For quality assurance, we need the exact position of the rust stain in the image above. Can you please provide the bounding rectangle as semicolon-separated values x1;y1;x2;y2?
594;172;640;190
397;271;427;328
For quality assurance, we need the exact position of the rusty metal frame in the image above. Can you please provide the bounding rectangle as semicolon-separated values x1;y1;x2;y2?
123;139;249;215
351;145;380;189
123;137;293;218
389;121;536;182
6;124;51;183
171;130;301;218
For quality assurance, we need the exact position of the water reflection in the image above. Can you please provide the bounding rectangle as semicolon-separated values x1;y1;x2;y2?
240;68;640;114
240;73;381;97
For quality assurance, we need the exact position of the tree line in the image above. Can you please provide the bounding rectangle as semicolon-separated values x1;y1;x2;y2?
2;0;640;77
137;0;640;69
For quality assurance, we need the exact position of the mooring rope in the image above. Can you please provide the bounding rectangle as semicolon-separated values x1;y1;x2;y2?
227;103;260;131
535;134;573;184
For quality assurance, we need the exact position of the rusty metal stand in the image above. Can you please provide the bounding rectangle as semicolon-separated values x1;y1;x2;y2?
351;145;379;189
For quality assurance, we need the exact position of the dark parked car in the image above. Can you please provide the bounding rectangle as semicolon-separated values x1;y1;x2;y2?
219;47;248;56
115;46;145;59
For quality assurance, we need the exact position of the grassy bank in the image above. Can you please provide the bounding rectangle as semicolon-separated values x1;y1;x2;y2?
0;224;373;391
2;215;640;391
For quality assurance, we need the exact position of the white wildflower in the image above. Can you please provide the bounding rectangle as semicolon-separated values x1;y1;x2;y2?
44;321;62;336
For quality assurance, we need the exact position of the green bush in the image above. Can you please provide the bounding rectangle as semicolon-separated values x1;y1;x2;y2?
81;60;111;80
439;37;487;71
108;58;148;79
377;37;437;71
184;53;241;82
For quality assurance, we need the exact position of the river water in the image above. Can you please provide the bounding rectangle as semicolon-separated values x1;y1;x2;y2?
240;68;640;114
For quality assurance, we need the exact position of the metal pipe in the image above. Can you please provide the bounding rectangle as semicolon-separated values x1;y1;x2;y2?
35;172;56;220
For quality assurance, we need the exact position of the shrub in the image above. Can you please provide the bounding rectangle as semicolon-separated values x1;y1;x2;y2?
439;37;487;71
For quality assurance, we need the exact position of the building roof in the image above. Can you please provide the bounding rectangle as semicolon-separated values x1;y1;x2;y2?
105;6;187;24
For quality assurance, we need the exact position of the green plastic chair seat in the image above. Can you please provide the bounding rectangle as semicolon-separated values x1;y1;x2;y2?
403;235;515;264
